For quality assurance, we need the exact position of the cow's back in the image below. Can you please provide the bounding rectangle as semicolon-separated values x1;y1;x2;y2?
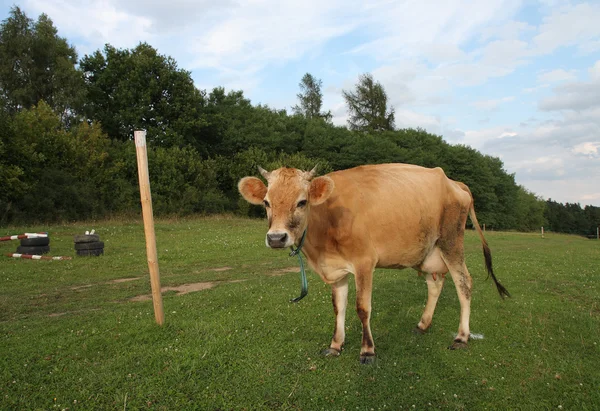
309;163;467;269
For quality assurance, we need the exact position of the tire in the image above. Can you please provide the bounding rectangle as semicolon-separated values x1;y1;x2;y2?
76;248;104;257
74;241;104;251
20;237;50;246
74;234;100;243
16;245;50;255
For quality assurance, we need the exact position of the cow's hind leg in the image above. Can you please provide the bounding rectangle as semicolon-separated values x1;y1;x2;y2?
355;263;376;364
441;254;472;350
322;276;349;357
414;272;446;334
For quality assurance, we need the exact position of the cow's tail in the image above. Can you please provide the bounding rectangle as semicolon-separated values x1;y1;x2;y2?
457;182;511;299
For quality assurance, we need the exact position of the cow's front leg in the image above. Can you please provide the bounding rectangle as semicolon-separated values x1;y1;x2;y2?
322;276;349;357
355;265;375;364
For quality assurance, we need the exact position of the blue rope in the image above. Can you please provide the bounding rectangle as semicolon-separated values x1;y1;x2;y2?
289;229;308;302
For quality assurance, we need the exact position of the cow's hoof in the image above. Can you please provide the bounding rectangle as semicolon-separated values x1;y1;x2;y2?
448;340;468;350
412;326;427;335
360;353;376;365
321;347;341;357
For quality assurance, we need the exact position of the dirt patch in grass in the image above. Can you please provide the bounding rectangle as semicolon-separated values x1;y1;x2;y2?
130;280;246;302
71;277;141;290
211;266;233;272
111;277;142;283
270;267;300;276
71;284;93;290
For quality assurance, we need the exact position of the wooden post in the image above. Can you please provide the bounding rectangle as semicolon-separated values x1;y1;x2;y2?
134;130;164;326
597;226;599;240
541;227;544;238
483;224;486;232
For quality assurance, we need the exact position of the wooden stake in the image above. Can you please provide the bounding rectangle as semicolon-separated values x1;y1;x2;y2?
134;130;164;326
541;226;544;238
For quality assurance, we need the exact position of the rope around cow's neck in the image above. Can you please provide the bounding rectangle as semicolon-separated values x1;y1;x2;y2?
289;228;308;302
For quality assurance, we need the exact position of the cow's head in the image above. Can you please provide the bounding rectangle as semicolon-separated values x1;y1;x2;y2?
238;166;334;248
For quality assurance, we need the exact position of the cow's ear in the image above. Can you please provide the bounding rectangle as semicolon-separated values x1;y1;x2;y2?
309;176;334;206
238;177;267;205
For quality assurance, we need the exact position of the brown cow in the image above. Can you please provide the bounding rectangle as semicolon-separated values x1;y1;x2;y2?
238;163;509;364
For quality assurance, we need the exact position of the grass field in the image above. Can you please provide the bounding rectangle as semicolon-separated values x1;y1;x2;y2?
1;216;599;410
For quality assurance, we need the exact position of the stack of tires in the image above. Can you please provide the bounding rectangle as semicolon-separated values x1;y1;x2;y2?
17;236;50;255
74;233;104;257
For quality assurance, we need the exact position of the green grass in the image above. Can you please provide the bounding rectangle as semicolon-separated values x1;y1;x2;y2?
1;217;599;410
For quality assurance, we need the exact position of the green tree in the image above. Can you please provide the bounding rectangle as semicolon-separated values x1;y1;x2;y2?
80;43;207;149
513;186;546;231
342;73;395;132
292;73;331;122
0;108;26;222
0;7;84;120
2;101;108;222
584;205;600;236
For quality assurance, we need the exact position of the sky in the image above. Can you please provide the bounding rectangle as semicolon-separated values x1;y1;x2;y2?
2;0;600;206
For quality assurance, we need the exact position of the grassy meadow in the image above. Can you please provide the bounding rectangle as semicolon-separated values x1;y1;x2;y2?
1;216;599;410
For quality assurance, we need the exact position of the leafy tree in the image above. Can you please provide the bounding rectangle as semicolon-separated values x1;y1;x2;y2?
342;73;395;132
80;43;207;149
206;87;309;157
292;73;331;122
389;128;450;168
513;186;546;231
0;109;26;222
584;205;600;236
147;146;228;215
543;200;599;236
0;7;84;120
2;101;107;221
443;144;499;226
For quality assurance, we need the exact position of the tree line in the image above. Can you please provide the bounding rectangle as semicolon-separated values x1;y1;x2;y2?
0;7;598;236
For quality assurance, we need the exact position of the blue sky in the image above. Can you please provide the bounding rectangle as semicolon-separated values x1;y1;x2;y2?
2;0;600;206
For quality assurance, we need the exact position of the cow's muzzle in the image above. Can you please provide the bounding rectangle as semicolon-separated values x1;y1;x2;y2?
266;232;289;248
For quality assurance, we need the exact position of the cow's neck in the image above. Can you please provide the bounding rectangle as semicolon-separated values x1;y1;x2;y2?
300;212;324;269
289;228;307;256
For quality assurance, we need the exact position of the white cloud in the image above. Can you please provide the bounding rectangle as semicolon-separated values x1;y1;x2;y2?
420;43;466;64
581;192;600;202
394;109;441;132
523;84;550;93
539;62;600;111
590;60;600;82
520;155;566;177
533;2;600;55
466;60;600;205
461;126;517;150
330;101;349;127
539;83;600;111
572;142;600;157
347;0;521;59
187;0;358;73
24;0;360;87
471;96;515;111
480;39;530;67
537;69;578;83
25;0;153;55
479;20;535;42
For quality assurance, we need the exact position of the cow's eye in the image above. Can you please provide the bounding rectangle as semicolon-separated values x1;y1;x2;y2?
263;200;270;208
297;200;307;208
